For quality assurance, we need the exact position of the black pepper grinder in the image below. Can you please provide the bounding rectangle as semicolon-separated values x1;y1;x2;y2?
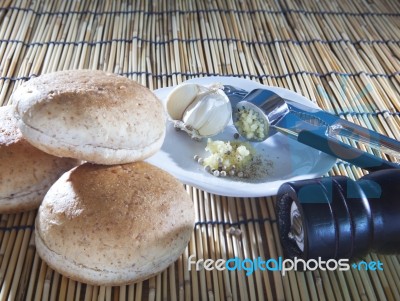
276;169;400;260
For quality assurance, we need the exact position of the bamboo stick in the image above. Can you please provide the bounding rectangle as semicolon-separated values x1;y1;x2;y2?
25;244;40;300
90;286;99;301
135;280;142;300
188;195;199;300
33;260;48;301
259;199;286;301
0;214;20;291
169;263;177;301
249;198;273;300
127;284;134;300
203;193;221;301
5;211;35;300
15;223;36;300
214;196;232;301
211;195;227;300
224;197;239;301
42;268;52;301
50;272;60;301
148;276;156;301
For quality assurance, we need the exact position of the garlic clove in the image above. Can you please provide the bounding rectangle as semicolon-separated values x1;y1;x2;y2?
189;93;232;136
198;105;231;136
166;83;205;120
166;82;232;139
181;97;211;131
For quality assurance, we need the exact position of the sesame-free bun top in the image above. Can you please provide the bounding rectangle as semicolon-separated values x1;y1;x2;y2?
12;70;166;164
35;161;194;286
0;105;77;213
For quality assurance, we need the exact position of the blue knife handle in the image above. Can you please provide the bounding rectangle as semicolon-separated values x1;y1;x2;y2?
298;130;400;172
315;110;400;157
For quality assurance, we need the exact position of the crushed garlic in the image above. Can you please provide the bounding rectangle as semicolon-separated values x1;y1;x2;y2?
197;139;253;177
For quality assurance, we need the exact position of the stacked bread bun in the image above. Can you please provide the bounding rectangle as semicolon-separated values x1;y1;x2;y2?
13;70;166;164
8;70;194;286
0;106;77;213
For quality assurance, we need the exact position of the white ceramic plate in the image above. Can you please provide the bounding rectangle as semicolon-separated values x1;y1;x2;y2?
146;77;336;197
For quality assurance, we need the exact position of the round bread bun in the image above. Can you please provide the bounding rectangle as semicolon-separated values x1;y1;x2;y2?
12;70;166;165
35;161;194;286
0;105;77;213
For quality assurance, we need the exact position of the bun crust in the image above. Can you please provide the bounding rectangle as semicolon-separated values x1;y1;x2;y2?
0;106;77;213
12;70;166;164
35;162;194;286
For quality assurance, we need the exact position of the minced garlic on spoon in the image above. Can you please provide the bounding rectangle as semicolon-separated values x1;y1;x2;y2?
234;106;267;141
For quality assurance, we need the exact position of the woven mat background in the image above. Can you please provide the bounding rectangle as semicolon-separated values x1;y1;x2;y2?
1;0;400;300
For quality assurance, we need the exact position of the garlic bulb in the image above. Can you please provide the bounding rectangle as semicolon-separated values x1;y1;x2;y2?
166;83;231;140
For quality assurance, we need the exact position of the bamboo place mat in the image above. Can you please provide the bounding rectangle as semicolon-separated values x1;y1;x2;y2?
0;0;400;300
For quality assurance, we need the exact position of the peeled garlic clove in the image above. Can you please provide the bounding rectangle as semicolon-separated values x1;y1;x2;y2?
166;83;232;139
